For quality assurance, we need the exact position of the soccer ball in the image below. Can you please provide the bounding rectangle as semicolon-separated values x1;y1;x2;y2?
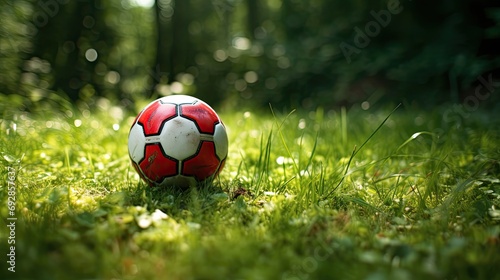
128;95;228;187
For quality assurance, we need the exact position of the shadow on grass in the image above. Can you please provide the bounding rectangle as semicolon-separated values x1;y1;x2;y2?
108;180;230;218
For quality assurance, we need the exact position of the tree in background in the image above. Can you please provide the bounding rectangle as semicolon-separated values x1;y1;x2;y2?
1;0;499;112
0;0;34;110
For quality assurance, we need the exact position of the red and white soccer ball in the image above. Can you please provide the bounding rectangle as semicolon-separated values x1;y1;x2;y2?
128;95;228;188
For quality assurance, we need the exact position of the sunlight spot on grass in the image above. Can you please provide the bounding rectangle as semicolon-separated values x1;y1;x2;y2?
7;122;17;135
489;206;500;220
82;110;90;118
74;119;82;127
151;209;168;222
298;118;306;129
339;157;350;164
75;196;96;207
95;162;104;170
62;122;70;131
187;222;201;230
115;214;135;224
4;103;499;278
276;156;284;164
78;156;88;163
96;98;109;111
109;106;124;121
249;129;259;138
263;201;276;212
91;120;100;129
137;214;152;229
276;156;294;165
136;209;170;229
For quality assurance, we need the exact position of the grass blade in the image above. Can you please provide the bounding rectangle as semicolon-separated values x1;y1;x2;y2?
323;103;402;199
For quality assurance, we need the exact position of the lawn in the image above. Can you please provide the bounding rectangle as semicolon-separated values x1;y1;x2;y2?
1;100;499;280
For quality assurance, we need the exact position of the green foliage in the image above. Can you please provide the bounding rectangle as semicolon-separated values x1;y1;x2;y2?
2;0;500;110
1;101;499;279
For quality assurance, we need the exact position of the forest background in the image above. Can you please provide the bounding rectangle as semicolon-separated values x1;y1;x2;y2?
1;0;500;112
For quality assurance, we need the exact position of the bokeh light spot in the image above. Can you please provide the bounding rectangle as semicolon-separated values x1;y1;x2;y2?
105;71;121;84
233;37;250;50
244;71;258;83
170;81;183;93
214;50;228;62
361;101;370;110
85;49;98;62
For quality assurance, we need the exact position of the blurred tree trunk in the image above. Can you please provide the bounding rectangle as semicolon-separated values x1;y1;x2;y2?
169;0;189;81
153;0;190;91
31;1;85;100
153;0;172;93
0;1;33;98
246;0;259;39
31;0;105;101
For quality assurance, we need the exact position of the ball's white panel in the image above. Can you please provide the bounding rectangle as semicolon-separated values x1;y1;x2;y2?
159;175;197;188
128;123;146;163
160;94;199;105
213;123;228;160
159;116;200;160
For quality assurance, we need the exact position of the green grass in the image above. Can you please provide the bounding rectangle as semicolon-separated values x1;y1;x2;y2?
1;101;500;280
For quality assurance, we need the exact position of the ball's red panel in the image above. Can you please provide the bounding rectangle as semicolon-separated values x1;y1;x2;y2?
180;102;219;134
138;101;177;135
139;144;178;183
183;141;220;181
